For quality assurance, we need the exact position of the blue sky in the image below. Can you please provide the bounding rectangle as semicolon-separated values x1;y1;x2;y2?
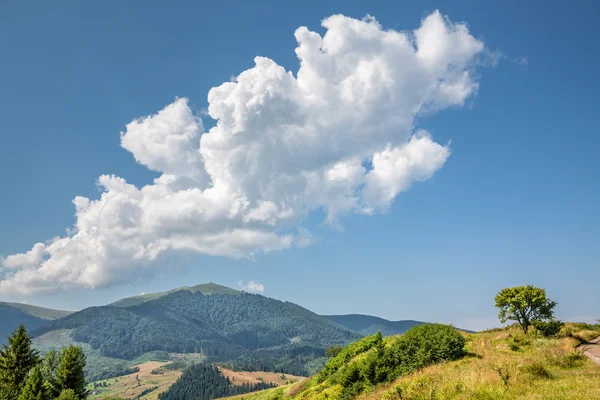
0;0;598;331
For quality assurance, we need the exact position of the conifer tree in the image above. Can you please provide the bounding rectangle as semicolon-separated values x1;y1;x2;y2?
57;346;86;399
40;350;61;399
17;366;46;400
56;389;78;400
0;325;40;400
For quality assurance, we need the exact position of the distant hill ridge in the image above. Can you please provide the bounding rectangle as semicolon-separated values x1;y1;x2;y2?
0;301;73;320
109;282;240;307
0;301;73;344
324;314;426;336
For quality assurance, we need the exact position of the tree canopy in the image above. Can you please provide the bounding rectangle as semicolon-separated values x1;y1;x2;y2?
0;325;86;400
494;285;557;334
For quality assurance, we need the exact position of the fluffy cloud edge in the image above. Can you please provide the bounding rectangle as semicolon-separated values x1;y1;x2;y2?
238;280;265;293
0;10;490;297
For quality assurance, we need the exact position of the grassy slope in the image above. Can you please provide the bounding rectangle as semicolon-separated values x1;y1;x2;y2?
110;283;240;307
219;368;304;387
0;301;73;320
222;323;600;400
87;361;183;400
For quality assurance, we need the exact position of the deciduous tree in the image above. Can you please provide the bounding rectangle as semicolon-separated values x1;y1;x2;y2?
494;285;556;334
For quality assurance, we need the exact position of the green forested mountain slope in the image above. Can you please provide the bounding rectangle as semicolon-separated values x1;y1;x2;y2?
151;290;358;350
0;302;72;344
33;289;361;375
323;314;425;336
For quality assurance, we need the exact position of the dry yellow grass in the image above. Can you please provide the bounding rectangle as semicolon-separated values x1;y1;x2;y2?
219;367;304;387
88;361;182;400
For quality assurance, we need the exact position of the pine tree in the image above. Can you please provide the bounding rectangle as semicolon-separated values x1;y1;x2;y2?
40;350;61;399
57;346;86;399
0;325;40;400
56;389;78;400
17;366;46;400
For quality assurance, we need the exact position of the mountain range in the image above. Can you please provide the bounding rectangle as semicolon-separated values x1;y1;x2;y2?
0;301;72;342
0;283;426;378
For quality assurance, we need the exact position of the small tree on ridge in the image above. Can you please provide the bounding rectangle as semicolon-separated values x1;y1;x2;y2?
494;285;556;334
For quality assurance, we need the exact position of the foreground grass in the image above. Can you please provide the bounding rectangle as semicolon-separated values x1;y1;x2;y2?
222;323;600;400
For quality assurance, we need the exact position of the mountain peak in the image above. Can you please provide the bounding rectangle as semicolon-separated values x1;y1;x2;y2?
188;282;240;295
109;282;239;308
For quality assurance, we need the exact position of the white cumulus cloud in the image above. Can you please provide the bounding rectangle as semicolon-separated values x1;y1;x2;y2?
0;10;488;296
238;280;265;294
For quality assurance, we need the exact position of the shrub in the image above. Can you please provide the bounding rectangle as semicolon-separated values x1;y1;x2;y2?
551;351;584;368
509;343;520;351
392;323;467;368
511;335;530;346
378;324;465;383
523;362;552;379
317;333;383;383
328;324;466;399
533;320;564;337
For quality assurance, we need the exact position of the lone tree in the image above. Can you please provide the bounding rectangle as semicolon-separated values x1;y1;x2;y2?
495;285;557;334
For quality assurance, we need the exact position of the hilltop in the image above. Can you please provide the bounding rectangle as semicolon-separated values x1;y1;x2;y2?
109;282;240;307
222;322;600;400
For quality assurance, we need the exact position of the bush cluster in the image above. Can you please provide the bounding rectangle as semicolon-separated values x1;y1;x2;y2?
533;320;564;337
318;324;466;399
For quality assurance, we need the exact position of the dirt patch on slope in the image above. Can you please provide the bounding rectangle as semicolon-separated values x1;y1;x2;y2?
577;336;600;366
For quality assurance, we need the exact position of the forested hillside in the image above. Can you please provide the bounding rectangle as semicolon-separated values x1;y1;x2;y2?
33;288;361;375
151;290;358;350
